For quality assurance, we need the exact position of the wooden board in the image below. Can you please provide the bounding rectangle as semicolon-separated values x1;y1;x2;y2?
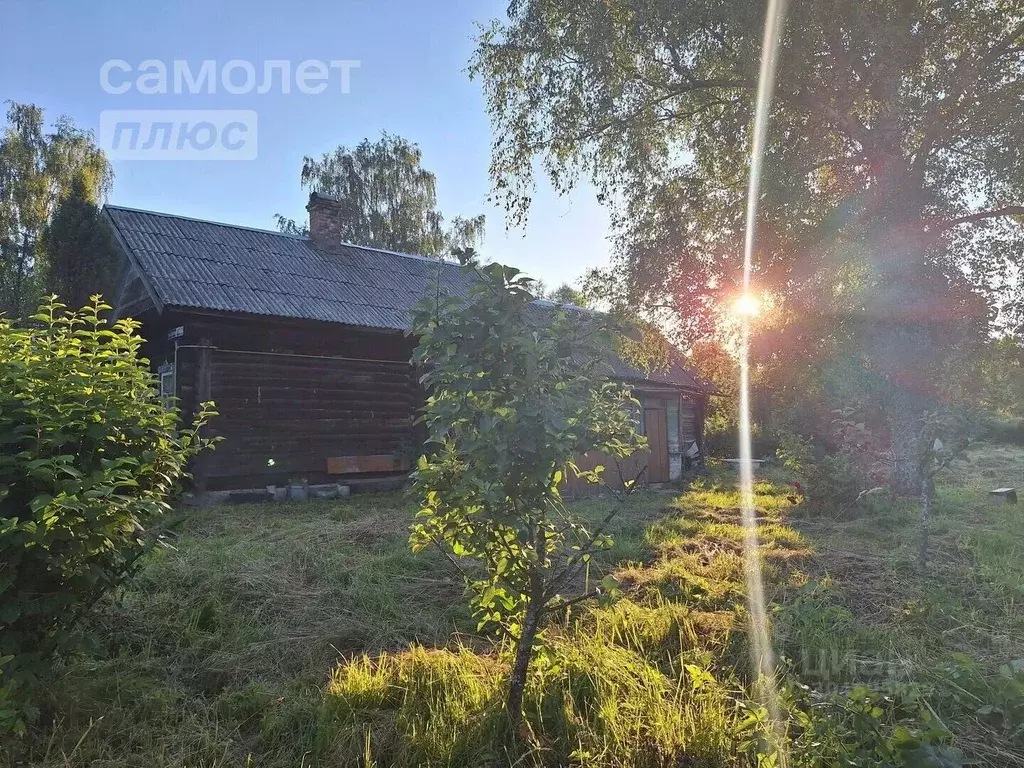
327;454;410;475
645;408;670;483
562;449;651;497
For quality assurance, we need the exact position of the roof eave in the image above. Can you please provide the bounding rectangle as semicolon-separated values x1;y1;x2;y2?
103;207;165;316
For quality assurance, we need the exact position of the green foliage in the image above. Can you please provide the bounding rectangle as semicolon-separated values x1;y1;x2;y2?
39;172;119;308
473;0;1017;499
0;102;112;318
409;258;643;720
705;424;777;461
982;414;1024;446
773;582;861;687
776;432;863;509
689;340;740;456
932;654;1024;741
276;131;485;256
0;297;215;735
776;683;965;768
972;338;1024;418
534;280;590;308
472;0;1021;332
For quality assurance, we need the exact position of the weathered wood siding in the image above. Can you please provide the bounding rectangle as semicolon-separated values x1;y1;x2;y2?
562;449;652;497
136;310;709;494
201;351;417;488
146;311;419;490
680;399;700;447
561;389;707;497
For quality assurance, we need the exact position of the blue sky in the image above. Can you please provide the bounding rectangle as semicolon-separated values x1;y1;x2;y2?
0;0;611;287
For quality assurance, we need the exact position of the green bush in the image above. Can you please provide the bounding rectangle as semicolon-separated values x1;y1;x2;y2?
0;298;216;735
777;682;964;767
704;423;777;459
981;414;1024;446
409;260;643;726
776;432;863;509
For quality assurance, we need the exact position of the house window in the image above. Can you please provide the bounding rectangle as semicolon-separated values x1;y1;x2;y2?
158;362;175;409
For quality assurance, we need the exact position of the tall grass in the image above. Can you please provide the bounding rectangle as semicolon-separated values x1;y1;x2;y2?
315;624;738;767
10;444;1024;766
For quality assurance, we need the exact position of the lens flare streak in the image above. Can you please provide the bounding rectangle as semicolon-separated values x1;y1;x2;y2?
739;0;789;761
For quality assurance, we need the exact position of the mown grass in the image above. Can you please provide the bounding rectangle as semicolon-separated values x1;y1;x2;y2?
11;493;470;767
8;443;1024;766
786;442;1024;766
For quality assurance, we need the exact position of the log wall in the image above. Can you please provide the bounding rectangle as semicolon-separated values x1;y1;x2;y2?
137;310;708;494
147;311;419;490
562;449;653;497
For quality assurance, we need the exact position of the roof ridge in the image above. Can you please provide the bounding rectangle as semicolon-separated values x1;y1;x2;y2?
335;240;460;267
104;204;311;240
105;203;464;268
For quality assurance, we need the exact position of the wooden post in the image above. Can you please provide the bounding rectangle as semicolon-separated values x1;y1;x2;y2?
695;395;708;463
193;337;213;494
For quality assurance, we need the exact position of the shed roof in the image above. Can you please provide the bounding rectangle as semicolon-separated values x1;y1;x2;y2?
105;205;712;393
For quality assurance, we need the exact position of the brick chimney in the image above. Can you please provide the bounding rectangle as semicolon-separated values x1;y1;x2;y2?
305;192;346;251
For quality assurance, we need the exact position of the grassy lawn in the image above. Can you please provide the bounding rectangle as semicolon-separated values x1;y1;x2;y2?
11;444;1024;767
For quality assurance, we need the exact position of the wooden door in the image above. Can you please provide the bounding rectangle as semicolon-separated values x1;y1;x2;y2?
644;408;669;483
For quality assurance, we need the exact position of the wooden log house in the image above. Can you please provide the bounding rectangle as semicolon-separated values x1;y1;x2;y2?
105;193;714;494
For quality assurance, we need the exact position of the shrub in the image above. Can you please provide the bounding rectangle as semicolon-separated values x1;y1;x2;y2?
779;683;964;767
981;414;1024;446
703;424;737;458
0;297;216;735
776;432;863;509
704;422;778;459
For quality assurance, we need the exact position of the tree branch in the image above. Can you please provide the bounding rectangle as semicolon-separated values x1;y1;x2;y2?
544;462;645;600
527;77;753;153
541;588;602;615
915;21;1024;170
928;206;1024;233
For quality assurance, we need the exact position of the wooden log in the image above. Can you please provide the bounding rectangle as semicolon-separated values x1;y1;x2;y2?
210;384;418;401
212;365;390;381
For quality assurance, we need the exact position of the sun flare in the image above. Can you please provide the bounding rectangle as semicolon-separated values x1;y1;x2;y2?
733;293;762;318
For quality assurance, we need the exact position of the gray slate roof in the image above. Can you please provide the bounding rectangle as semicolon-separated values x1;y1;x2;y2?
106;205;474;332
105;205;711;393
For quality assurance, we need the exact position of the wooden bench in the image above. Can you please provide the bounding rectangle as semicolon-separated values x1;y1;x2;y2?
327;454;410;475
